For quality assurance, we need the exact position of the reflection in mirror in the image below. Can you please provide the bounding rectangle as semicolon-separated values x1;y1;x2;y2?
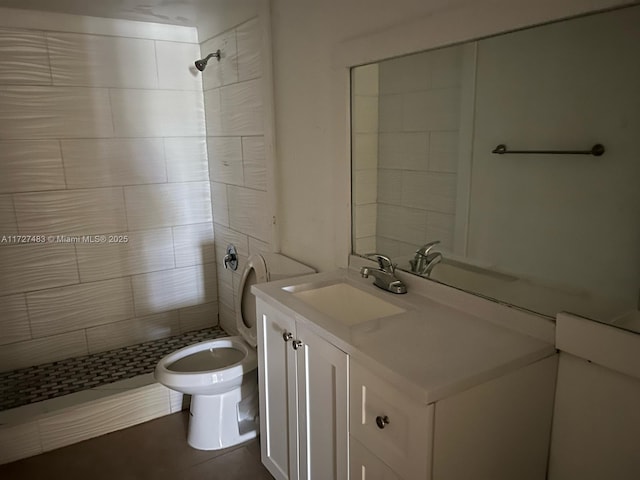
351;5;640;331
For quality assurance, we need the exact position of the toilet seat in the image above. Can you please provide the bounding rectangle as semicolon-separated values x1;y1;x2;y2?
235;254;267;347
154;336;257;396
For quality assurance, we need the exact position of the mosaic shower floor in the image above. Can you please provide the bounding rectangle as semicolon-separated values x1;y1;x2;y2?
0;326;226;412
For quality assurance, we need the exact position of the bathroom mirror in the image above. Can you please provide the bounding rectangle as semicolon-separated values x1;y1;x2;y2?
351;5;640;332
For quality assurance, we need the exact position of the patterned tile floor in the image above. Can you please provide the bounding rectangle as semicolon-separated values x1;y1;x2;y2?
0;326;227;412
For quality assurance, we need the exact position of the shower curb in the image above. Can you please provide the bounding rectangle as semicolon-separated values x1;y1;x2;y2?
0;374;186;465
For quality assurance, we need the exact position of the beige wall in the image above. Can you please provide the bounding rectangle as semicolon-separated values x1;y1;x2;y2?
0;11;217;372
269;0;632;273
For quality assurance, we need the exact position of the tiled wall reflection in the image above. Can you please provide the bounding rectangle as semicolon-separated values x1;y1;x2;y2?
376;47;462;260
201;18;271;334
0;16;217;372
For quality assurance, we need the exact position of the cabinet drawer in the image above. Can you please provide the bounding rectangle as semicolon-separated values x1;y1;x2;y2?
350;436;402;480
350;360;434;479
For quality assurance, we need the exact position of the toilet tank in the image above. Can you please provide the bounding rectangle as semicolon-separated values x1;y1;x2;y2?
260;253;315;281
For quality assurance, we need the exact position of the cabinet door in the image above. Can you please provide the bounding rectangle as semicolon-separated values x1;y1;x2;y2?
296;323;349;480
350;359;434;480
350;436;402;480
257;299;299;480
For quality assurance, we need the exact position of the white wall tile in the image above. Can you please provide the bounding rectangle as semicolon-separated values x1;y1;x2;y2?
426;212;455;251
377;204;427;245
429;131;459;173
236;18;261;82
354;169;377;205
430;45;463;88
227;186;269;241
354;204;377;238
0;141;65;193
0;195;17;234
379;51;431;94
201;30;238;90
110;89;205;137
125;182;212;230
132;264;217;316
27;277;135;337
14;188;127;236
401;171;457;213
38;383;169;451
216;263;236;310
207;136;243;185
378;94;403;132
0;294;30;345
218;301;236;334
377;169;403;205
0;86;114;139
220;79;263;135
403;88;461;131
156;41;202;90
353;63;378;96
179;302;218;333
0;421;42;465
164;137;209;182
352;95;378;134
379;132;429;170
355;236;376;254
76;228;174;282
173;223;215;268
242;136;266;191
0;330;87;373
353;133;378;171
86;311;180;354
214;224;249;258
211;182;229;227
0;243;78;295
248;236;270;255
61;138;166;188
204;88;222;136
0;28;51;85
48;33;157;88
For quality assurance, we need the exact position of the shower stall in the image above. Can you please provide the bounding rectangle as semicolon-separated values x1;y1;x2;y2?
0;3;272;464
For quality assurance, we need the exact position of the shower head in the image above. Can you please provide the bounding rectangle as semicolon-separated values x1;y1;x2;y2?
195;49;221;71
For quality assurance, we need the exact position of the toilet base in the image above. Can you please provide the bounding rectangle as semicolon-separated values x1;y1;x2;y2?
187;371;259;450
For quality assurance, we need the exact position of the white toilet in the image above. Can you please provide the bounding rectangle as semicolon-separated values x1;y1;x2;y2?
154;252;314;450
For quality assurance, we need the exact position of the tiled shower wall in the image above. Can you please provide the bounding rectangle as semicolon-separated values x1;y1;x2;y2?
201;18;271;334
0;13;218;372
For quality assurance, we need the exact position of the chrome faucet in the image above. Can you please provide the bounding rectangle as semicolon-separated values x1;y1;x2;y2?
410;240;442;276
360;254;407;294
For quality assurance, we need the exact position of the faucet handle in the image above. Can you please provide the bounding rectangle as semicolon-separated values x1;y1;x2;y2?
365;253;395;273
416;240;441;257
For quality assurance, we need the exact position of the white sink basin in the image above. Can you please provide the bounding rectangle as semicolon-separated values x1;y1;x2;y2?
287;282;405;326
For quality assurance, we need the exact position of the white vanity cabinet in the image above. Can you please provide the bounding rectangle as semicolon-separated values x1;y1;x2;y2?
256;298;348;480
351;355;558;480
350;360;434;479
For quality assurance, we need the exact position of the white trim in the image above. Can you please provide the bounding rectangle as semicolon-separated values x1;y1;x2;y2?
0;7;198;43
257;4;280;253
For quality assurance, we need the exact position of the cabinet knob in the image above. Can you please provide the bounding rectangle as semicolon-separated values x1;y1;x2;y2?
282;331;293;342
292;340;303;350
375;415;390;429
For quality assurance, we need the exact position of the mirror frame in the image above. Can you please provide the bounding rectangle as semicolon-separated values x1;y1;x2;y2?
330;0;634;269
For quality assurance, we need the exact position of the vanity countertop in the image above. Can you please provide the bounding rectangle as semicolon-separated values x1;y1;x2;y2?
252;268;556;405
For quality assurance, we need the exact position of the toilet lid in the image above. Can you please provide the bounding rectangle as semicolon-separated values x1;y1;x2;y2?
235;254;267;347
